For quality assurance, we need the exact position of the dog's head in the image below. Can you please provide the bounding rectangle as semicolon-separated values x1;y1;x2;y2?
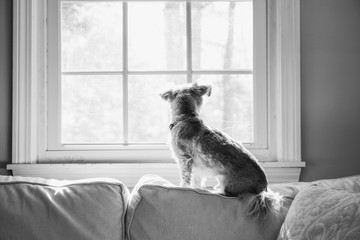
160;83;212;114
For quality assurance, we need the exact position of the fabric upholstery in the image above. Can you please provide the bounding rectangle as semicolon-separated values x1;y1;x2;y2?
269;182;312;200
312;174;360;192
126;174;289;240
277;185;360;240
0;176;129;240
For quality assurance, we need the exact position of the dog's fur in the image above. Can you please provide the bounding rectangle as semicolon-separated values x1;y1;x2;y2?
160;83;282;218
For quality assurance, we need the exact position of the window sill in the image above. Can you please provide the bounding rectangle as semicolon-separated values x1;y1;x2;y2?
8;162;305;188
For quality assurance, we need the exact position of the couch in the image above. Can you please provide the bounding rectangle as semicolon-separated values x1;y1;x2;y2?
0;174;359;240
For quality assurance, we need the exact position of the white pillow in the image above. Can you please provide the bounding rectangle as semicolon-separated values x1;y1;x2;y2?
277;185;360;240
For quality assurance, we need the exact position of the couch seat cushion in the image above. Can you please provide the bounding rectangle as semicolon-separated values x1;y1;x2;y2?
126;174;290;240
0;176;129;240
277;185;360;240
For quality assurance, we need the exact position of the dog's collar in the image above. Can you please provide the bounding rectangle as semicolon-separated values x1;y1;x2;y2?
169;114;198;130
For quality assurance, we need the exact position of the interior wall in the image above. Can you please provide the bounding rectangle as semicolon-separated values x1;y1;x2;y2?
300;0;360;181
0;0;12;175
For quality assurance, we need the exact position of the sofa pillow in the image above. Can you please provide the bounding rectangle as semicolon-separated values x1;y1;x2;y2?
277;185;360;240
312;174;360;193
126;174;289;240
0;176;129;240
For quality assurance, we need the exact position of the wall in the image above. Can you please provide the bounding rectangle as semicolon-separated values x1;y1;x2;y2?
0;0;12;175
300;0;360;181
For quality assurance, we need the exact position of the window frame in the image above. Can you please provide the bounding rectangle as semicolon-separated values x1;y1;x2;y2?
47;0;267;156
11;0;304;183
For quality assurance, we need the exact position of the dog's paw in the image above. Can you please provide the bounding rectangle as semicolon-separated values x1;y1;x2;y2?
210;189;225;195
180;181;191;188
190;183;207;189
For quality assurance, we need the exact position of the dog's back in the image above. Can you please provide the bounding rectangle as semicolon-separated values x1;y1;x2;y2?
173;118;282;218
173;118;267;194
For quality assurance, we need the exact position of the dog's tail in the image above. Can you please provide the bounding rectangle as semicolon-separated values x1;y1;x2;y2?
241;188;283;219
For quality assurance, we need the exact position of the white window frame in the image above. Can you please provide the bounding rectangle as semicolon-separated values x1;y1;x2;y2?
47;0;267;156
10;0;304;185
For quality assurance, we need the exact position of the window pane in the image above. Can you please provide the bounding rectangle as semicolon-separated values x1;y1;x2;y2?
128;2;186;70
61;2;123;71
62;75;123;143
194;74;253;143
128;75;187;143
192;2;253;70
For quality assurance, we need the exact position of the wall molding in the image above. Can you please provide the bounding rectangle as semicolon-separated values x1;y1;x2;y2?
268;0;301;162
13;0;47;164
13;0;34;164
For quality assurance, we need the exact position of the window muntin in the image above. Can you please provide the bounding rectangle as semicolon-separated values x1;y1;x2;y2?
48;0;266;152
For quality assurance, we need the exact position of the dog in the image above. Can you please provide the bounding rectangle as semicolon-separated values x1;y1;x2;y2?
160;83;282;218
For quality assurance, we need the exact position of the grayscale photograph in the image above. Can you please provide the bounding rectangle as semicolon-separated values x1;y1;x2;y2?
0;0;359;239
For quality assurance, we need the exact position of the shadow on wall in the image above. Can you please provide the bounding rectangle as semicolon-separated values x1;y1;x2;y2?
0;164;10;176
300;0;360;181
0;0;13;176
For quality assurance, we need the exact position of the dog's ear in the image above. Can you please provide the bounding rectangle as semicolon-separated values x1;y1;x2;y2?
192;84;212;97
203;85;212;96
160;90;174;101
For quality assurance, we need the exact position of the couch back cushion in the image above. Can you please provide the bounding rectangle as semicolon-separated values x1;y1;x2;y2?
126;174;290;240
0;176;129;240
277;185;360;240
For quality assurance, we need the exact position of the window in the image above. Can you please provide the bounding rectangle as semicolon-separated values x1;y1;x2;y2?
11;0;303;183
44;0;268;161
48;0;265;146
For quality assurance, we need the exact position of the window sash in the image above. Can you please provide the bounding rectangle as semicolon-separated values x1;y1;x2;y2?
47;0;268;154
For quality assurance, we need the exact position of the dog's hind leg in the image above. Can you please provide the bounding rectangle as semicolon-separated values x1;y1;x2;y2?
179;158;193;187
212;175;225;194
191;175;206;189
